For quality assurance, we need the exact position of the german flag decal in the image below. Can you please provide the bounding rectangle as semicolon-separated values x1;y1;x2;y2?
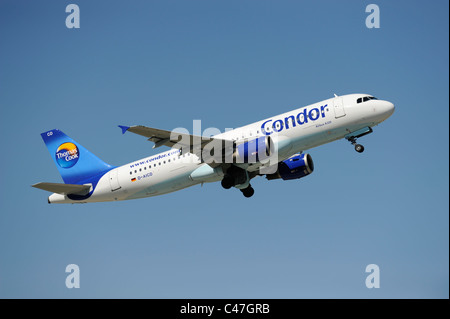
131;178;136;182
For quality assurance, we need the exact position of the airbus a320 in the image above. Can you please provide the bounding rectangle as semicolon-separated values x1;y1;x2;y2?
32;94;394;203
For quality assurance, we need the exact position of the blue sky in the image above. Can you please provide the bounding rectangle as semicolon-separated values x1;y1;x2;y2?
0;0;448;298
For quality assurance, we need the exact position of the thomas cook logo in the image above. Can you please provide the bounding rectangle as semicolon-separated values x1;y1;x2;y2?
56;142;79;168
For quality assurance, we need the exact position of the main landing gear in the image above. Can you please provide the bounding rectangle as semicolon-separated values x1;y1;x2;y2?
240;185;255;198
221;166;255;198
221;176;255;198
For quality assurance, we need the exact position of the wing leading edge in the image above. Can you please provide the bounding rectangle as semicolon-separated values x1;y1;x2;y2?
120;125;234;167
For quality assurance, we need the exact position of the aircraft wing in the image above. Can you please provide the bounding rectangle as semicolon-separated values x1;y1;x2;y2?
119;125;233;167
32;182;91;195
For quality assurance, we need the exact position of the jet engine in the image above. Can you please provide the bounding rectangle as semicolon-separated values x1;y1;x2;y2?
266;153;314;180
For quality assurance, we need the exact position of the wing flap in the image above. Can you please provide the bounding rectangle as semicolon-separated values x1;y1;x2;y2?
32;182;91;195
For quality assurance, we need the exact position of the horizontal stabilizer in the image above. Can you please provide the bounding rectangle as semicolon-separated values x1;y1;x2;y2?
32;182;91;195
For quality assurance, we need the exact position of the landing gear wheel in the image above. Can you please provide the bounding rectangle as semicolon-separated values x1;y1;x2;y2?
355;144;365;153
346;128;373;153
221;175;234;189
241;186;255;198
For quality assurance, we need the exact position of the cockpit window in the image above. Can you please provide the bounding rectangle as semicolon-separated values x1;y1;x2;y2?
357;96;378;103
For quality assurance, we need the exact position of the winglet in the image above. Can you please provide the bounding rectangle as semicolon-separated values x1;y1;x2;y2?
118;125;130;134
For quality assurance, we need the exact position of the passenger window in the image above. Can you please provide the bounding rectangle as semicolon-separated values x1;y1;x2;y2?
129;172;132;175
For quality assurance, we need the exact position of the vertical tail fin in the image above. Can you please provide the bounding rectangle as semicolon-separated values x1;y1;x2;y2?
41;129;114;184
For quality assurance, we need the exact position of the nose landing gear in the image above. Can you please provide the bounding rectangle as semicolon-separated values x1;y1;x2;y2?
348;136;365;153
354;143;365;153
345;127;373;153
355;144;364;153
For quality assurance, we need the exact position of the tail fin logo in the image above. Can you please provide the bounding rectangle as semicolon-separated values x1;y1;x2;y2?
56;142;79;168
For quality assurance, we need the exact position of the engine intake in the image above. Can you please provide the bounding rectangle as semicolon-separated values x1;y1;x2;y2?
266;153;314;180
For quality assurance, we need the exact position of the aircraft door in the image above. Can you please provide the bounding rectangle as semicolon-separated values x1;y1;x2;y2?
333;97;346;118
109;169;121;191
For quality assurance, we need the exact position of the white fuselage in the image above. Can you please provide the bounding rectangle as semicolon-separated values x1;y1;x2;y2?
48;94;394;203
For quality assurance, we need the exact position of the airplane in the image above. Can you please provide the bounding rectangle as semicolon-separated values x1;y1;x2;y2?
32;93;394;203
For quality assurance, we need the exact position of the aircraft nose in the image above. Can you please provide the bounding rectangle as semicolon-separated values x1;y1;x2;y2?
385;101;395;117
378;100;395;121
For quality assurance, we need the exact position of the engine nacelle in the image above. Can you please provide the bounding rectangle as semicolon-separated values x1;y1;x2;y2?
234;136;273;163
266;153;314;180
